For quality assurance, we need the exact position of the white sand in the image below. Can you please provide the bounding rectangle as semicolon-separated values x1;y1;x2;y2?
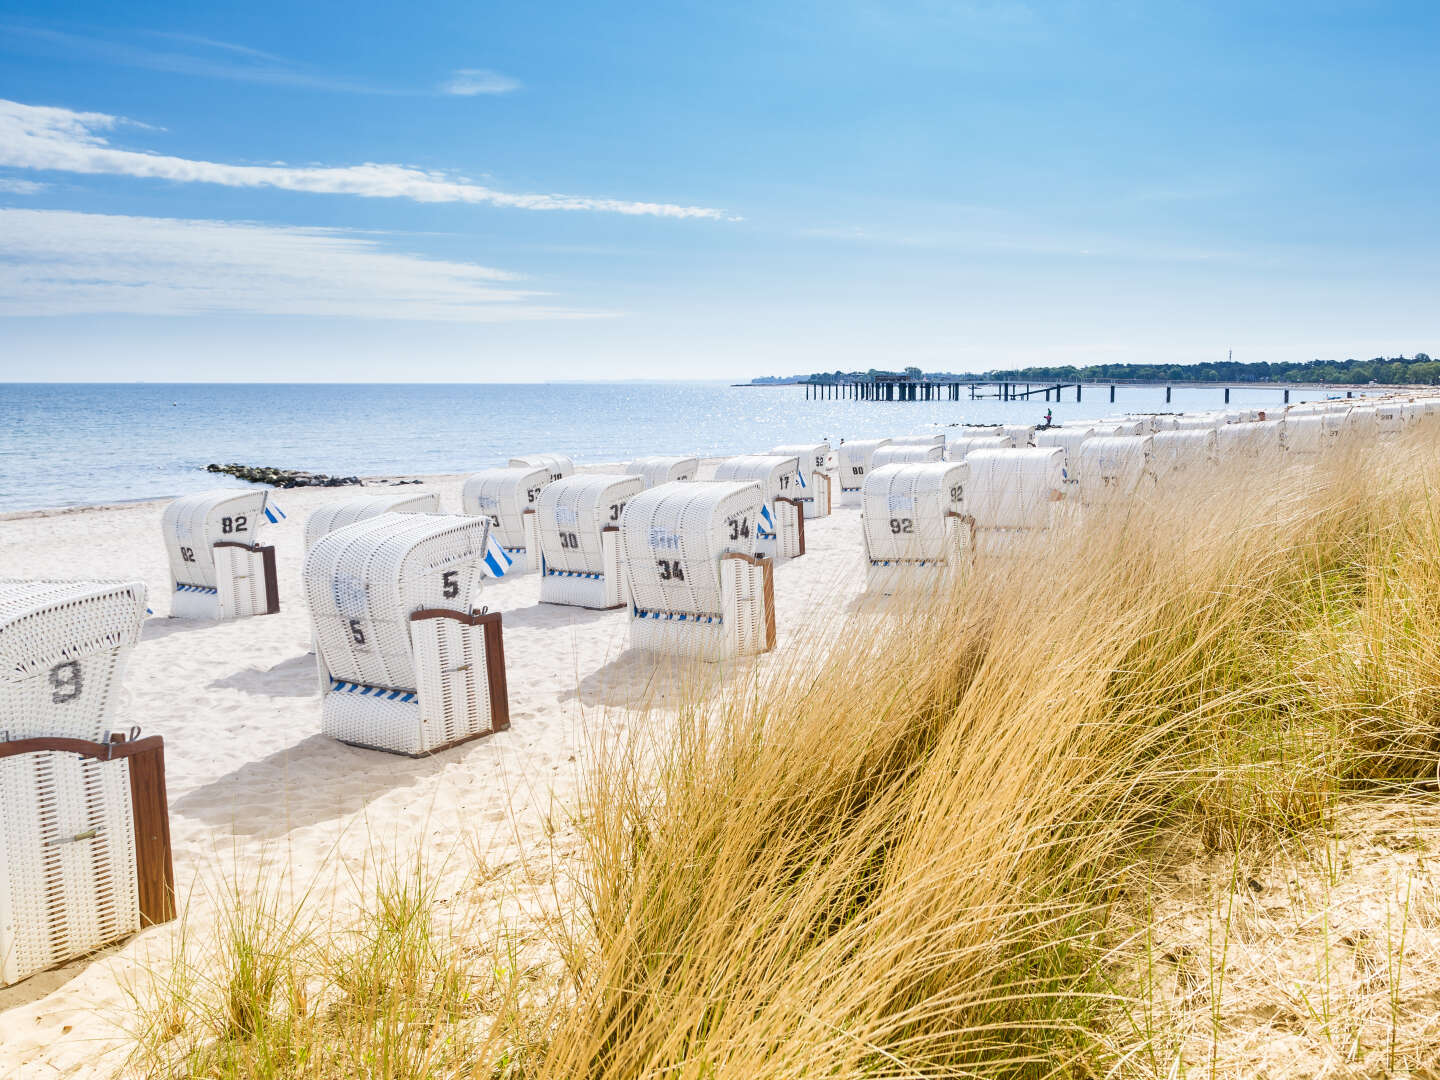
0;469;868;1077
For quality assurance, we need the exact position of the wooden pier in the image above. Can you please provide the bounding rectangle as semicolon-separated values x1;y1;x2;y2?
800;376;1360;406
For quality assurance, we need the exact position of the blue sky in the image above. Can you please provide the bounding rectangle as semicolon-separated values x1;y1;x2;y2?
0;1;1436;381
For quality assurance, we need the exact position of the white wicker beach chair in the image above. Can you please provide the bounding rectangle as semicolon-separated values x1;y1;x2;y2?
462;466;551;575
536;474;644;609
1174;414;1223;431
0;579;174;986
304;492;441;552
770;443;834;519
1076;436;1154;506
1285;414;1327;455
304;514;508;756
963;448;1066;556
508;454;574;483
1095;419;1146;437
1215;419;1285;459
712;455;806;560
1151;429;1218;477
620;481;775;660
861;463;972;593
162;490;279;620
946;434;1013;461
1002;425;1036;447
1033;428;1091;487
871;443;943;466
626;456;700;489
888;434;948;452
836;439;892;506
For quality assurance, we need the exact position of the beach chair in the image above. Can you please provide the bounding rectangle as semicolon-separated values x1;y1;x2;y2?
888;434;948;453
620;481;776;660
836;438;891;506
861;463;972;593
305;492;441;552
1033;428;1092;488
626;456;700;489
946;434;1013;461
536;474;644;609
872;443;943;466
304;514;508;756
509;454;574;483
0;579;174;986
1151;429;1218;477
462;466;551;575
712;455;806;560
162;490;281;620
1285;414;1327;455
770;443;834;518
964;448;1066;556
1095;419;1146;437
1174;414;1222;431
1002;425;1036;447
1076;435;1154;506
1216;419;1284;459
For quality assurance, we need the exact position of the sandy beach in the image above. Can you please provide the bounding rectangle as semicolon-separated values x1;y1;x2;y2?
0;466;866;1078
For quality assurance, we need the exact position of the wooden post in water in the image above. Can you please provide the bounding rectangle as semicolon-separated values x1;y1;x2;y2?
1224;388;1230;403
1109;385;1115;403
1165;386;1171;403
1284;389;1290;403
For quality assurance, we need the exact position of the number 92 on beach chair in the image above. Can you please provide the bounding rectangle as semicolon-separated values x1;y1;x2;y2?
303;514;509;756
619;481;776;661
861;463;973;594
162;489;282;620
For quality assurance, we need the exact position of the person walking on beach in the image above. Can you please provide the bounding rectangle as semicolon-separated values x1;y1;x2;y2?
1043;408;1053;427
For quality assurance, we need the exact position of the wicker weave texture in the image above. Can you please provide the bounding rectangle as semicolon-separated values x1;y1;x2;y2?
462;467;549;575
769;444;834;518
947;435;1012;461
0;579;147;742
0;749;139;985
1151;429;1218;475
304;493;441;551
865;515;971;594
836;439;891;502
508;454;574;482
161;490;269;590
1077;436;1154;505
1216;420;1284;458
536;473;641;574
861;463;968;564
712;456;802;558
872;444;943;466
626;457;699;488
964;448;1065;531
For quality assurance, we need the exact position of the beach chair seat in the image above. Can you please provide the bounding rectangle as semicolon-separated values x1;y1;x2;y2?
770;443;834;518
861;463;972;594
304;514;508;756
872;443;943;466
162;490;280;620
1076;436;1154;507
508;454;574;483
626;456;700;489
462;467;551;575
620;481;776;661
537;475;644;609
963;448;1066;556
836;438;891;507
1151;429;1218;477
304;492;441;551
712;455;806;560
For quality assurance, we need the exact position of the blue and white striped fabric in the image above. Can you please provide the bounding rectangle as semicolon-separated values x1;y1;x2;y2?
263;503;286;524
796;469;807;489
330;677;416;703
175;583;218;594
758;503;776;539
483;533;513;577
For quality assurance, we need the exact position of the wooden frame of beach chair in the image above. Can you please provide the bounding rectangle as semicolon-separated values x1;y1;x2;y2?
536;475;644;609
712;455;806;560
963;448;1066;558
508;454;574;483
1076;435;1155;508
162;490;280;620
462;467;549;575
620;481;776;661
626;456;700;489
836;438;891;507
304;513;508;756
872;443;944;466
861;462;973;594
769;443;835;519
304;492;441;552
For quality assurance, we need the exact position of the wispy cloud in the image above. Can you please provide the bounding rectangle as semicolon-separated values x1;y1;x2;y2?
0;100;732;219
0;208;610;321
442;68;521;96
0;175;44;194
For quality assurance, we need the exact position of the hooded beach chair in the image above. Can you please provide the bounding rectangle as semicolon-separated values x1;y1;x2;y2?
861;463;972;594
626;456;700;489
770;443;835;518
946;434;1013;462
462;466;553;575
509;454;574;483
1151;429;1218;477
872;443;944;466
304;492;442;552
0;579;174;986
836;438;892;507
162;490;282;620
1033;428;1091;488
1002;425;1036;447
536;474;644;609
1285;414;1328;455
888;433;948;452
1215;419;1285;460
963;448;1067;557
619;481;776;660
1076;436;1154;507
304;513;508;756
712;455;806;560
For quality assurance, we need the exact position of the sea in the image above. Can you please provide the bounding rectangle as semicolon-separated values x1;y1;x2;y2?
0;381;1358;513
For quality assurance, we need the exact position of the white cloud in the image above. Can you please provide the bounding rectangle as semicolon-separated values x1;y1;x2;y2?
442;69;520;95
0;99;730;219
0;208;611;321
0;176;44;193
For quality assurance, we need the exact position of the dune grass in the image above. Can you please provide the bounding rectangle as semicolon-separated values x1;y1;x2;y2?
127;429;1440;1078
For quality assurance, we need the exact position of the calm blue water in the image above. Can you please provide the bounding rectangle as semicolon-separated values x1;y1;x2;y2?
0;382;1351;512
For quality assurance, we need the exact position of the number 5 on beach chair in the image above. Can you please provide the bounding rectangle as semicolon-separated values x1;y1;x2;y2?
304;514;509;756
162;490;281;619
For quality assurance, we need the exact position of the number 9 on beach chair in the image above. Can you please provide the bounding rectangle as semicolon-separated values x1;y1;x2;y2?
0;579;175;986
769;443;834;518
620;481;776;661
626;456;700;488
537;475;644;609
304;514;509;756
836;438;891;507
304;492;441;552
462;467;550;575
509;454;574;483
712;455;806;560
162;490;281;620
861;463;972;594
